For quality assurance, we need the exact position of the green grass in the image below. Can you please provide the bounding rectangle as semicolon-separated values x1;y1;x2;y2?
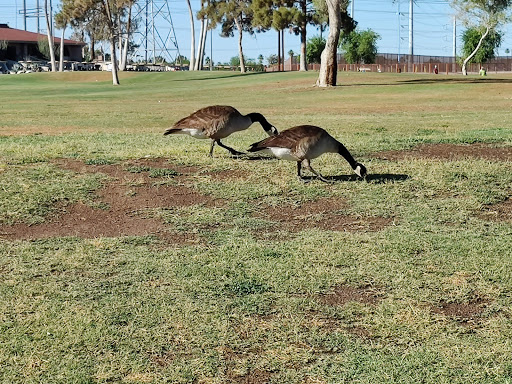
1;71;512;383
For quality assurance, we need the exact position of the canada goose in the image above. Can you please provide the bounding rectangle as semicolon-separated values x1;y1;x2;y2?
164;105;278;157
248;125;367;182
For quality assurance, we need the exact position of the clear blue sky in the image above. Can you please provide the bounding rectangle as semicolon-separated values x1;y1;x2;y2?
1;0;511;64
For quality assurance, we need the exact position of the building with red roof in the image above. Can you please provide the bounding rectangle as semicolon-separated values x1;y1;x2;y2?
0;23;85;62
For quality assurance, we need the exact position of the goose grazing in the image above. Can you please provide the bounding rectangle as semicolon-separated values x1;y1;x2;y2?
248;125;367;183
163;105;278;157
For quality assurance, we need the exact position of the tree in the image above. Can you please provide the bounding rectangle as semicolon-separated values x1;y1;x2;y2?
44;0;57;71
200;0;255;73
55;2;75;72
306;35;325;63
317;0;354;86
230;55;240;66
461;27;502;66
118;0;136;71
267;53;278;65
63;0;130;85
451;0;512;75
186;0;196;70
37;37;56;61
251;0;295;71
340;28;380;64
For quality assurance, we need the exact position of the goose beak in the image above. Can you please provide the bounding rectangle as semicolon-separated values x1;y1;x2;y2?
354;164;367;179
269;126;279;136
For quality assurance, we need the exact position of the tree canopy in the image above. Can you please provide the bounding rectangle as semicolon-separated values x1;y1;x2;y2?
461;26;502;64
451;0;512;74
306;35;325;63
340;28;380;64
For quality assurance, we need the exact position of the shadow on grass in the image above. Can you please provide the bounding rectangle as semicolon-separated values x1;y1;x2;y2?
339;77;512;87
300;173;410;183
173;71;269;82
239;154;276;161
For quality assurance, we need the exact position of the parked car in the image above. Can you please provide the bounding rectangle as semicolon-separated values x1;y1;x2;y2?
0;61;9;74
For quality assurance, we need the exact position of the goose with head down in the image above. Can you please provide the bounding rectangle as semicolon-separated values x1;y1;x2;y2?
164;105;278;157
248;125;367;182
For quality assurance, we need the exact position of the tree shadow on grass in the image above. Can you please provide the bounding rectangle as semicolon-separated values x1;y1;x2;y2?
173;71;269;82
339;77;512;88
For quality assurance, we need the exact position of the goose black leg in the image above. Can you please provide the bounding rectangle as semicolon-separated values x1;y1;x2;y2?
209;140;216;157
216;139;244;156
297;161;307;182
303;159;331;183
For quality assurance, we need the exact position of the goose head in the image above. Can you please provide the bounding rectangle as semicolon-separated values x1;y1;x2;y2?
354;163;367;179
268;125;279;136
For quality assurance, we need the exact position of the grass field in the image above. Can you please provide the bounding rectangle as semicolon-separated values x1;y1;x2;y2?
1;70;512;383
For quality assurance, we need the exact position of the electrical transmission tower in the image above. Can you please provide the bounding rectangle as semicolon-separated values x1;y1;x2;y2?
132;0;181;65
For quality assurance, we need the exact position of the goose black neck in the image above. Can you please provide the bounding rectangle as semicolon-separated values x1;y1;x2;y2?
248;113;272;131
337;142;358;168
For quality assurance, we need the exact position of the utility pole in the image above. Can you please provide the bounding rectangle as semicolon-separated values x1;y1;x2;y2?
23;0;27;30
397;0;401;63
452;16;457;72
36;0;40;33
408;0;413;57
452;17;457;58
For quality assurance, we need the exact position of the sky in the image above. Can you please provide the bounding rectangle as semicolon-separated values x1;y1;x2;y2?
1;0;512;65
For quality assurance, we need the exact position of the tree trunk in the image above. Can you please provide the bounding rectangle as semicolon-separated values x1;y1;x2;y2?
281;29;284;71
199;20;208;69
90;37;95;62
235;17;246;73
317;0;342;86
103;0;120;85
300;28;307;71
44;0;57;72
195;18;205;70
117;13;122;65
110;36;120;85
461;26;490;76
299;0;307;71
59;26;65;71
277;30;281;71
120;3;132;71
186;0;195;70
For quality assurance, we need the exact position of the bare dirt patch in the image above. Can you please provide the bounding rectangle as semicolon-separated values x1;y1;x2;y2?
255;197;392;233
227;369;273;384
0;158;221;242
318;284;384;307
374;143;512;161
480;199;512;222
431;299;489;325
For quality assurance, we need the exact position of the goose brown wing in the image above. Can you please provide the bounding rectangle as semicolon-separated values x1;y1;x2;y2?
172;106;240;136
250;125;324;151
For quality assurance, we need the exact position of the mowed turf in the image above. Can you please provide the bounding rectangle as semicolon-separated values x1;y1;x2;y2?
1;71;512;383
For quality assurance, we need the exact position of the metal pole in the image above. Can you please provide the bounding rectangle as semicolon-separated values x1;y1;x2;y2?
452;17;457;58
152;0;156;63
145;0;148;63
23;0;27;30
453;16;457;73
408;0;413;57
397;0;400;63
36;0;40;33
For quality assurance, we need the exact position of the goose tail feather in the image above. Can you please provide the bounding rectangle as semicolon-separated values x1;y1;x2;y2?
163;128;182;136
247;141;265;152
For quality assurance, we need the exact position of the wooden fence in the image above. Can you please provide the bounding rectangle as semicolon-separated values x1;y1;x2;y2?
266;54;512;74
